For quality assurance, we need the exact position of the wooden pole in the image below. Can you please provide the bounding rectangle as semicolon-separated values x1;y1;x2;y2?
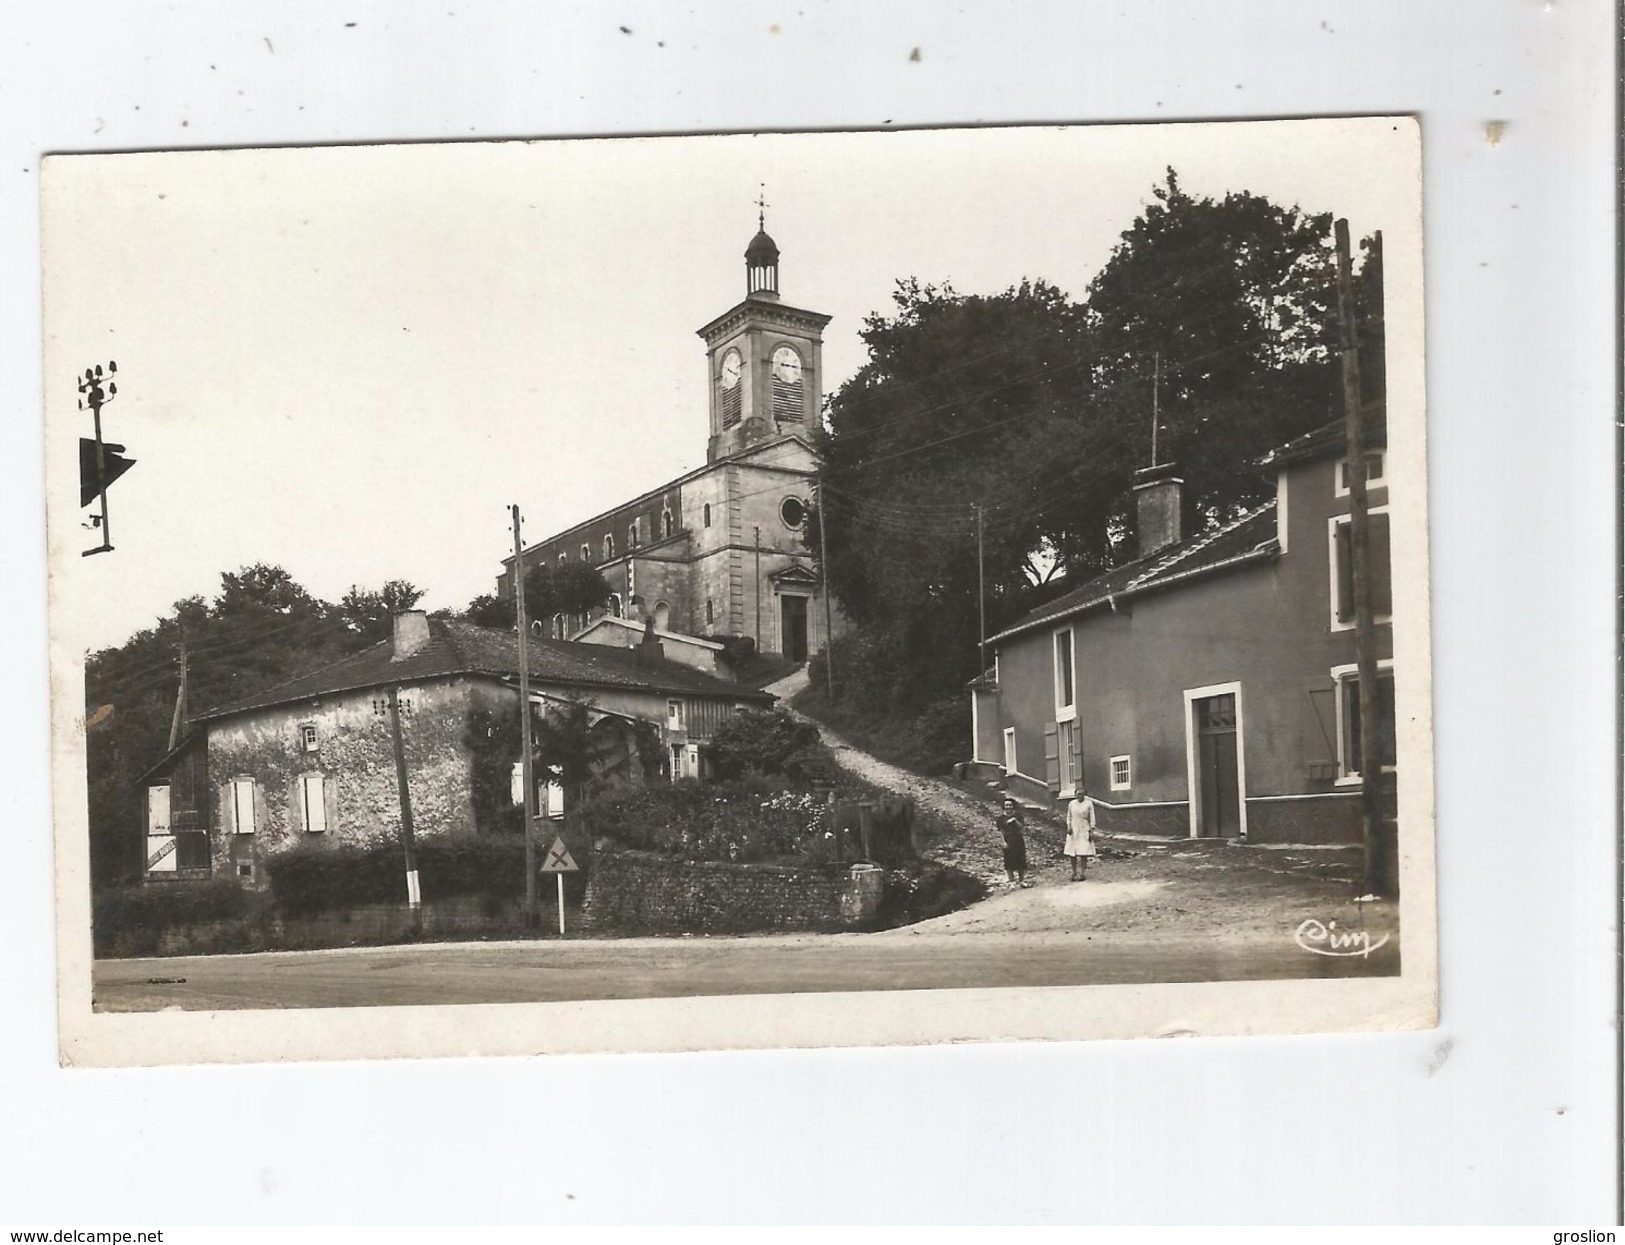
815;472;837;700
513;505;539;927
166;634;188;751
976;503;987;676
557;872;566;936
387;684;420;909
754;524;763;652
1150;349;1161;467
1335;218;1387;898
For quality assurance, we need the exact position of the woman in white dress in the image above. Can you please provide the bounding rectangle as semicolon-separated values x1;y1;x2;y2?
1064;789;1098;882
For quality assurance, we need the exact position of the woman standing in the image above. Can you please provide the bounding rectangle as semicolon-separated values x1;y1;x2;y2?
996;797;1030;888
1065;789;1099;881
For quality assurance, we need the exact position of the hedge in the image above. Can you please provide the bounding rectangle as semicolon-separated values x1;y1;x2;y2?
92;879;267;957
263;830;590;915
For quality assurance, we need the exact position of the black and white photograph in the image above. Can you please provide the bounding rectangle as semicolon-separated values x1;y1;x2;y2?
44;119;1435;1064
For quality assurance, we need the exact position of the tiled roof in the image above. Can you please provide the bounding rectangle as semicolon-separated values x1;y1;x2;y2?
989;504;1281;643
1257;412;1386;470
196;618;770;722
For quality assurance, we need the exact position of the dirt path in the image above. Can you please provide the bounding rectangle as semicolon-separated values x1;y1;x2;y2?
769;677;1396;948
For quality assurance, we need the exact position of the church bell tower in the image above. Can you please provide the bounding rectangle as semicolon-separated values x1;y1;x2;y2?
697;209;832;463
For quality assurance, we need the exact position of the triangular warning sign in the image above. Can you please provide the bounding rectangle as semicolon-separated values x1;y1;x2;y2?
539;836;578;873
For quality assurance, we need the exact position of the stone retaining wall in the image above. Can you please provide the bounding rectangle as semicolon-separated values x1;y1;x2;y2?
583;849;884;934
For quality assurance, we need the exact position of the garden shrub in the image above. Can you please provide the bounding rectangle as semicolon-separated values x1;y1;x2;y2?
707;708;833;782
582;778;832;865
92;879;265;956
875;862;987;929
263;831;586;915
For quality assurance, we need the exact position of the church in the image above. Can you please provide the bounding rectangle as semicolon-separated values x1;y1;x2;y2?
496;219;842;669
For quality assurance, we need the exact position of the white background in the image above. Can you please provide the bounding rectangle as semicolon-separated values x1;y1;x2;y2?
0;0;1616;1226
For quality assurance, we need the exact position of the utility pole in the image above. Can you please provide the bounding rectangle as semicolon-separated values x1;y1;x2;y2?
814;472;836;700
1150;349;1161;468
166;633;188;751
388;684;420;911
1335;217;1387;899
513;505;539;927
77;360;124;557
975;502;987;676
754;524;763;652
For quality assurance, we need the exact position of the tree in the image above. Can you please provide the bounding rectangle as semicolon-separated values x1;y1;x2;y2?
339;579;425;644
461;562;612;633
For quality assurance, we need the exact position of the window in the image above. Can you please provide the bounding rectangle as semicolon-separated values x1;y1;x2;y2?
609;593;623;618
1330;509;1393;628
705;598;714;625
604;534;615;560
1002;727;1017;775
1053;628;1075;715
372;697;388;718
771;345;803;422
629;522;640;549
1334;664;1397;781
558;552;568;567
552;612;564;639
667;699;685;729
1110;755;1132;791
231;777;257;835
300;773;328;834
780;496;807;529
397;694;415;717
147;784;171;835
654;601;670;631
580;543;591;563
1335;451;1387;497
299;723;319;752
703;503;712;527
662;510;674;539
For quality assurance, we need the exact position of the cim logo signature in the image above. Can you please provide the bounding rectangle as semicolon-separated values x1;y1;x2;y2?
1293;917;1389;958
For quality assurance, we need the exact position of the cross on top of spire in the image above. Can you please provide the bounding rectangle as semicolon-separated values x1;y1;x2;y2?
755;184;769;230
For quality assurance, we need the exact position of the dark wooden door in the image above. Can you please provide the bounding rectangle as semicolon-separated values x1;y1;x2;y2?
1195;693;1241;838
781;595;809;663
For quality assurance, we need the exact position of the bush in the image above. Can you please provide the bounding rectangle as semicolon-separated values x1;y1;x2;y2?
875;862;987;929
92;879;263;956
582;778;832;865
263;831;588;915
708;708;832;782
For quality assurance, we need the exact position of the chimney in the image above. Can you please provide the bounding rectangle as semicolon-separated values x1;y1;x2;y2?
1133;462;1184;558
636;614;664;667
391;609;431;660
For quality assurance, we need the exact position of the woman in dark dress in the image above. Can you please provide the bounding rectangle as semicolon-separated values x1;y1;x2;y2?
996;797;1030;888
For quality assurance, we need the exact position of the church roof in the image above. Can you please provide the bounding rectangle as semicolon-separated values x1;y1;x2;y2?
745;227;779;266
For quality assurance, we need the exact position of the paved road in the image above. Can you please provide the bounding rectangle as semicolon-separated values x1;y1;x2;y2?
94;927;1397;1012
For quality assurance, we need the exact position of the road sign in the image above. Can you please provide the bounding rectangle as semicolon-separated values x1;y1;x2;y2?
540;837;578;873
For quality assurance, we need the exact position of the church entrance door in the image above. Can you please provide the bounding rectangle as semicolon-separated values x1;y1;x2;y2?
780;594;809;663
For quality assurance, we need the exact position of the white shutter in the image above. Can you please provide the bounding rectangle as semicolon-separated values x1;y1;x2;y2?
233;778;257;835
301;773;328;834
543;782;565;818
511;762;525;806
147;785;171;836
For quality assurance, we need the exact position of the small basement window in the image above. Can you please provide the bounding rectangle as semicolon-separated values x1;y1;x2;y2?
1109;755;1132;791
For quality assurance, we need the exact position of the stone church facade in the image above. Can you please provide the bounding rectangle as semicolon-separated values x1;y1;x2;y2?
497;223;842;666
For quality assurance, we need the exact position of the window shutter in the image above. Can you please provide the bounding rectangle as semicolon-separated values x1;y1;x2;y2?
510;762;524;806
1043;723;1060;791
1334;523;1354;622
219;782;237;836
1369;513;1393;615
302;774;328;834
147;785;171;836
233;778;257;835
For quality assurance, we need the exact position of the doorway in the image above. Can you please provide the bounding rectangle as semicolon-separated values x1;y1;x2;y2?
780;594;809;663
1187;686;1245;838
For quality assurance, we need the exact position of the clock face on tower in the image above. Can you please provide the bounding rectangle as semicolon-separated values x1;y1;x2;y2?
771;346;802;384
720;349;743;389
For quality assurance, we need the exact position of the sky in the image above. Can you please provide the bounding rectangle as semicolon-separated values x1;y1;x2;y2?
42;118;1417;653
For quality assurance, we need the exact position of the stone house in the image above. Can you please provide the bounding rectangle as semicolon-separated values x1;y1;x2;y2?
497;219;844;665
138;611;772;884
973;420;1394;845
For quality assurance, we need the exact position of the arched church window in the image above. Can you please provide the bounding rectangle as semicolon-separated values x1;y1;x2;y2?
703;503;712;527
552;613;564;639
628;522;639;549
661;510;674;539
654;601;670;631
604;534;615;560
557;552;567;567
580;543;590;563
610;593;623;618
771;345;803;423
